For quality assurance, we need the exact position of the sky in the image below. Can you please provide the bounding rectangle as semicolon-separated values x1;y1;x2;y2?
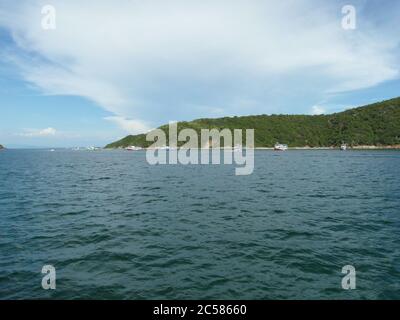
0;0;399;147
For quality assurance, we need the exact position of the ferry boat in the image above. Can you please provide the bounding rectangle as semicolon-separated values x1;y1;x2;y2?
340;143;347;151
274;143;288;151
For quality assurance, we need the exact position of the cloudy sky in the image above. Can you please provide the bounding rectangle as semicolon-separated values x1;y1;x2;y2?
0;0;399;147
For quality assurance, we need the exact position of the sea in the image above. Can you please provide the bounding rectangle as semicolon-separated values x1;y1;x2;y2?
0;149;399;299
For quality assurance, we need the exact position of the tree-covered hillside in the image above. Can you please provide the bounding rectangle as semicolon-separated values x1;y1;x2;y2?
106;97;400;148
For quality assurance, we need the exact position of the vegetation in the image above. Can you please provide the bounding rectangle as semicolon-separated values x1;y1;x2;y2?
105;97;400;148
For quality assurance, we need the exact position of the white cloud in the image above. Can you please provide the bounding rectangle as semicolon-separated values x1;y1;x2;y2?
19;127;57;137
104;116;151;135
1;0;399;131
311;105;326;115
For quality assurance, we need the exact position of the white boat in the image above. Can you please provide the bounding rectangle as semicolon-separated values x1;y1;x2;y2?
274;143;288;151
87;146;101;151
125;146;142;151
340;143;347;151
157;145;170;150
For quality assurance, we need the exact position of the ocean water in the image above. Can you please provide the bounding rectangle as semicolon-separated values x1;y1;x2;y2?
0;149;400;300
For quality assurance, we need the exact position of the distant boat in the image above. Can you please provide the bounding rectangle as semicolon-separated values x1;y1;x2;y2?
274;143;288;151
87;146;101;151
50;149;55;152
340;143;347;151
157;146;170;150
125;146;142;151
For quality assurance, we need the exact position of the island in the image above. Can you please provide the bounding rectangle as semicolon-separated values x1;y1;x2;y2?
0;144;4;150
106;97;400;149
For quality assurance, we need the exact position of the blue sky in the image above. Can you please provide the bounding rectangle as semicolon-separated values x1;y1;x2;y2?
0;0;399;147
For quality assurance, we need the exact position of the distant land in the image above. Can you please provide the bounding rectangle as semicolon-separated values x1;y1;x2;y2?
0;144;47;149
106;97;400;149
0;144;4;150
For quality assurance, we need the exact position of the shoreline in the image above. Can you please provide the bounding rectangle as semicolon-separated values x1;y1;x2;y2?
4;146;400;151
256;145;400;150
107;145;400;151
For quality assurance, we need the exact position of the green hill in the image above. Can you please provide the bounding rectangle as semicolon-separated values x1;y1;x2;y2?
106;97;400;148
0;144;4;149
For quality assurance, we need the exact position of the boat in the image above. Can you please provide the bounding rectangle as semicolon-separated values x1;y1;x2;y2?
340;143;347;151
125;146;142;151
87;146;101;151
274;143;288;151
157;146;170;150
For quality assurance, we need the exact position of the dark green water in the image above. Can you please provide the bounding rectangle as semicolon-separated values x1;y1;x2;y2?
1;149;400;299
